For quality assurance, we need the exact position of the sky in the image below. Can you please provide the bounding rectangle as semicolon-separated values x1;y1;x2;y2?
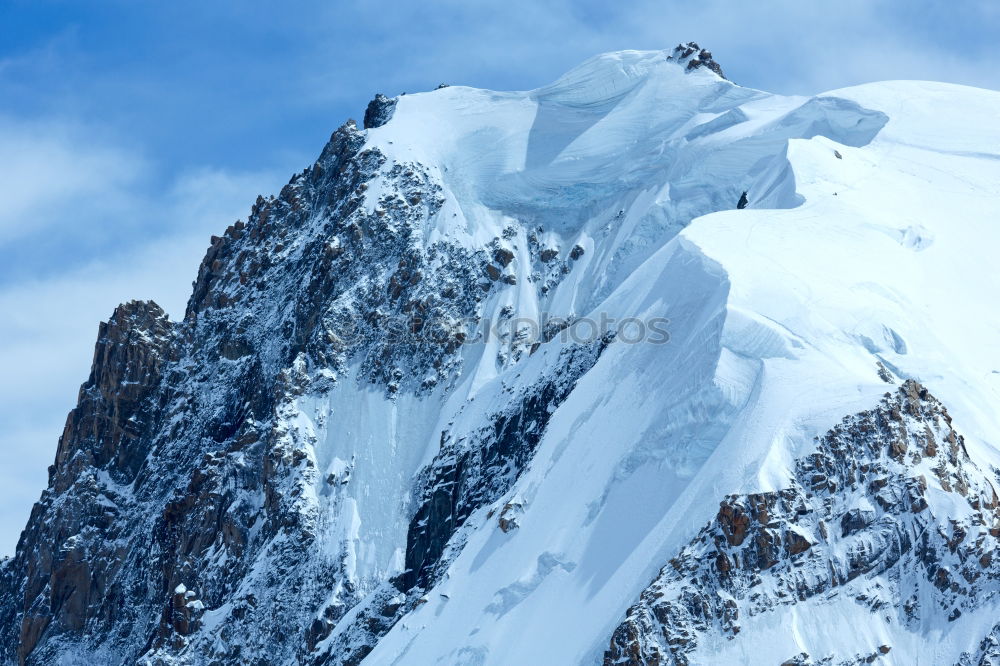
1;0;999;556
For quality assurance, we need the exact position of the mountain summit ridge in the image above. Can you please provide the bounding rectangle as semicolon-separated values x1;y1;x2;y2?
3;49;1000;665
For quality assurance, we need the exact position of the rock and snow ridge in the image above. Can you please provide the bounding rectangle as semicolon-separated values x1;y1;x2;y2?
605;381;1000;665
2;46;1000;665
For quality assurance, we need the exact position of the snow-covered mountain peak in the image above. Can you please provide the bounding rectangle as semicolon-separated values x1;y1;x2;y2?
359;49;887;336
367;45;883;229
532;46;723;104
4;48;1000;666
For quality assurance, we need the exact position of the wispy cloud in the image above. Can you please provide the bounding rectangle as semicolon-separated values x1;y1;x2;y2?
0;116;146;245
0;116;285;554
290;0;1000;98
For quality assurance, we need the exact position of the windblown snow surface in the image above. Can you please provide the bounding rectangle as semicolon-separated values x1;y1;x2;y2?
324;51;1000;664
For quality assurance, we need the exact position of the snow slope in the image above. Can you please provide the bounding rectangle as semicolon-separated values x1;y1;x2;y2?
352;62;1000;665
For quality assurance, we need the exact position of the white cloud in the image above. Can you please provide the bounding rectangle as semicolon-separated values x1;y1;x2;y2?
0;120;285;555
0;116;146;243
297;0;1000;99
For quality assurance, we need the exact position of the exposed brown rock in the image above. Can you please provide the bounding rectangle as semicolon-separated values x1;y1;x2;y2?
493;247;515;267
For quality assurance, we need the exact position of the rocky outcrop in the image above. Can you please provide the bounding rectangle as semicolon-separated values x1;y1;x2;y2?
363;93;397;129
1;301;176;665
604;381;1000;665
55;300;176;487
668;42;726;79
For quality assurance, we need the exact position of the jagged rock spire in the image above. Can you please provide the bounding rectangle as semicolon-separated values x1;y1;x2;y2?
363;93;397;129
668;41;727;79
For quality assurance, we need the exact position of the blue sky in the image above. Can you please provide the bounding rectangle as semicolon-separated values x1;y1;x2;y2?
1;0;998;555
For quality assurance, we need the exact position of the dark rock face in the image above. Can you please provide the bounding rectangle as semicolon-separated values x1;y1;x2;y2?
604;382;1000;666
1;300;177;665
363;93;397;129
57;300;177;486
668;42;727;80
